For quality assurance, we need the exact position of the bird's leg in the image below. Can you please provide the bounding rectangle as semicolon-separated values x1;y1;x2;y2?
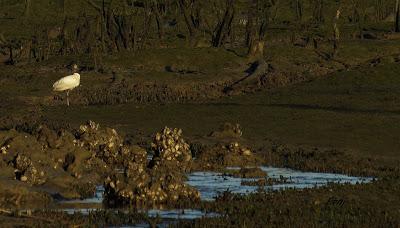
66;90;70;106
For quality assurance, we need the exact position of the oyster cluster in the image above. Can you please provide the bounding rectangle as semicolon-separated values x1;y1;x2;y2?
104;127;200;206
0;144;9;154
75;120;124;165
150;127;192;171
105;170;199;206
12;154;46;185
123;145;148;173
227;142;252;156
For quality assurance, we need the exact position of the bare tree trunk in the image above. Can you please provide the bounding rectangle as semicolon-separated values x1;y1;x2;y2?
246;0;268;59
153;0;165;41
85;0;112;52
376;0;383;21
295;0;303;21
59;16;68;55
212;0;235;47
139;2;153;49
56;0;66;16
100;0;106;52
396;0;400;32
23;0;31;18
8;46;14;65
246;0;256;49
313;0;324;23
178;0;201;46
333;7;341;57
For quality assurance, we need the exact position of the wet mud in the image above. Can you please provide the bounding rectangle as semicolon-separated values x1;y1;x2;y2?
0;120;399;227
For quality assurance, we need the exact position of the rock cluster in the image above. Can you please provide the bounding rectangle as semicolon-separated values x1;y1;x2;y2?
75;120;123;165
0;124;97;198
1;144;9;154
0;122;263;208
12;154;46;185
149;127;192;171
74;121;154;180
105;170;199;206
104;127;200;207
227;142;252;156
0;123;197;207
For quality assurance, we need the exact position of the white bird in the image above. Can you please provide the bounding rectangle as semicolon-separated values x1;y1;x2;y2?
53;73;80;106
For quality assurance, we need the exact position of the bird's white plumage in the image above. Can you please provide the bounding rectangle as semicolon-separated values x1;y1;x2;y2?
53;73;80;91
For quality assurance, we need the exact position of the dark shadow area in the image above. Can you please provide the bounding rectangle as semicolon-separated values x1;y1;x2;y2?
224;60;269;94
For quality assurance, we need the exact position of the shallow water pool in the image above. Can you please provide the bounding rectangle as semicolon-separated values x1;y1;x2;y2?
188;166;373;201
58;166;373;219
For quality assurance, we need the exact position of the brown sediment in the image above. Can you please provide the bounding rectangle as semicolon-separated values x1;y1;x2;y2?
192;141;261;171
0;120;398;227
258;141;400;178
0;121;118;208
209;122;243;139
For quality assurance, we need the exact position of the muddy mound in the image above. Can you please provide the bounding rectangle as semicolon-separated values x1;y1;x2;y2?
0;122;203;208
209;122;243;139
0;129;52;185
0;121;132;202
0;125;95;206
193;141;260;171
193;123;262;170
0;181;53;208
104;127;200;207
